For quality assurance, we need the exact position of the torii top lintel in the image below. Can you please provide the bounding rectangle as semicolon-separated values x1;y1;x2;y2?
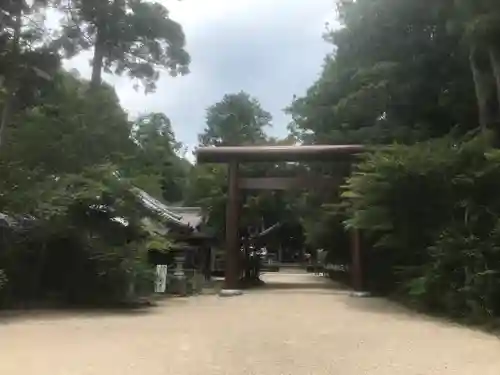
195;145;365;164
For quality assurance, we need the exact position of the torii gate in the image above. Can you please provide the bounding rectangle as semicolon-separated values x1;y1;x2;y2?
195;145;366;296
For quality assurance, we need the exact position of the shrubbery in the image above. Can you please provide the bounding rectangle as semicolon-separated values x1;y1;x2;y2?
0;269;7;291
0;166;168;307
343;133;500;320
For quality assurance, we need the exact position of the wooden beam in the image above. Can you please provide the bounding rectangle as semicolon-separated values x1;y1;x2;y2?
238;176;339;190
196;144;365;163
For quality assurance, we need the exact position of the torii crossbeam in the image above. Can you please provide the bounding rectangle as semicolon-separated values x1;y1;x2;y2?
195;144;366;295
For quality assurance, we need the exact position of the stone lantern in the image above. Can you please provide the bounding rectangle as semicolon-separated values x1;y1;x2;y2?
171;252;187;296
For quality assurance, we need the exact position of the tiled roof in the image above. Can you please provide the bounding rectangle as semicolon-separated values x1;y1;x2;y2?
252;222;283;239
165;206;203;229
133;189;203;230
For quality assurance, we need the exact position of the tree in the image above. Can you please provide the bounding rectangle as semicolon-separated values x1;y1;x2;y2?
280;0;500;322
55;0;190;91
0;71;136;212
124;112;190;202
287;0;478;145
0;65;180;305
184;163;228;237
450;0;500;129
0;0;60;148
283;0;485;281
192;93;316;248
0;3;196;306
199;91;271;146
192;92;271;239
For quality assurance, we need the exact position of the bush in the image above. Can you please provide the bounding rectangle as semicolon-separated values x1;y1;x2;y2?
343;133;500;319
0;270;7;291
418;225;500;319
0;167;169;307
0;217;156;307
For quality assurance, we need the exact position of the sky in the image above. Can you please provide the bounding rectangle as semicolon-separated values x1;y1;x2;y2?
62;0;337;155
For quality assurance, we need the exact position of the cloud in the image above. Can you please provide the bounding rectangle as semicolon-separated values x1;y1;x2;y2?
63;0;338;151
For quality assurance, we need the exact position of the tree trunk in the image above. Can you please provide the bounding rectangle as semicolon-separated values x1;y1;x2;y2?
489;46;500;115
0;8;22;149
0;94;12;149
90;28;105;89
469;44;496;130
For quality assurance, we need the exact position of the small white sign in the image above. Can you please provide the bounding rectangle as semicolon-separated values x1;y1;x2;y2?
155;265;168;293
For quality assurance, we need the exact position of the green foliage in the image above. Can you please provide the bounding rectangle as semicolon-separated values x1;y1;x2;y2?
287;0;479;144
0;162;164;305
0;270;7;291
54;0;190;91
0;62;188;306
0;0;61;147
281;0;500;324
199;91;271;146
302;207;350;263
188;92;307;244
342;134;500;318
0;0;191;307
0;72;135;213
184;164;228;238
123;112;189;202
0;162;180;306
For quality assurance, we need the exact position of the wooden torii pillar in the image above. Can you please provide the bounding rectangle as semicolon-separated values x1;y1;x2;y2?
225;160;241;290
195;145;367;296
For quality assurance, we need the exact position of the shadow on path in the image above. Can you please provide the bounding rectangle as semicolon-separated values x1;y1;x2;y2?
255;272;457;323
254;272;351;296
258;280;351;295
0;303;159;325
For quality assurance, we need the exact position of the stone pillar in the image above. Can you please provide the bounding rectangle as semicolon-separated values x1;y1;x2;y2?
172;253;187;296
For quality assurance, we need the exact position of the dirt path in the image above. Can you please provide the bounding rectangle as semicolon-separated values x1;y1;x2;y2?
2;271;500;375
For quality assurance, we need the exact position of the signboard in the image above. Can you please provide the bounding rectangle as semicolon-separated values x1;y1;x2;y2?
155;265;168;293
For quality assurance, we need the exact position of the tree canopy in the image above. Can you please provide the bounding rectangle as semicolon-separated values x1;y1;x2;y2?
287;0;493;144
199;91;271;147
54;0;190;91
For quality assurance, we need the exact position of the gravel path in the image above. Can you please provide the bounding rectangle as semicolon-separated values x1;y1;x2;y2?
2;271;500;375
